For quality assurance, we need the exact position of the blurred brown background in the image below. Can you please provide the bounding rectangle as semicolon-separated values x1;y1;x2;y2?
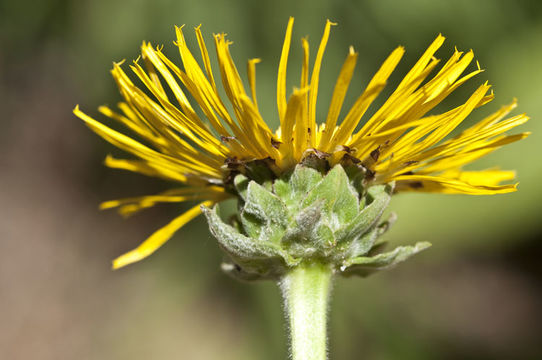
1;0;541;359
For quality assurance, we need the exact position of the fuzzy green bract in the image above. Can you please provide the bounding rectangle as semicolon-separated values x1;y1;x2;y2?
201;164;431;281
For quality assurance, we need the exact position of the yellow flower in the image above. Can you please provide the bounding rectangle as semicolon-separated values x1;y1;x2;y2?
74;18;529;269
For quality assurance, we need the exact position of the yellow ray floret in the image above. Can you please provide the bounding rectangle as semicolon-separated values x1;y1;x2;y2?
112;200;216;269
75;18;529;268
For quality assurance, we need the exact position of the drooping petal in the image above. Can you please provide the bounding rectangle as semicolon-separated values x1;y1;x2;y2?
112;200;214;269
100;186;228;217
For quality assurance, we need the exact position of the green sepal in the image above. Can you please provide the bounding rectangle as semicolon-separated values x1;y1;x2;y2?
243;181;289;226
343;164;368;194
314;223;336;248
342;212;396;259
335;184;392;245
240;181;289;243
273;165;323;211
282;201;323;245
203;163;430;281
340;241;432;277
233;173;250;201
302;165;359;228
201;205;296;278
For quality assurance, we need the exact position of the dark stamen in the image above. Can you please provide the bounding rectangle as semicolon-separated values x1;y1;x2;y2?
409;181;423;189
271;138;282;149
370;148;380;161
220;135;236;142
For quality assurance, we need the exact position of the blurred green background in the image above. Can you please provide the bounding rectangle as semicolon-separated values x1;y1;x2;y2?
1;0;541;359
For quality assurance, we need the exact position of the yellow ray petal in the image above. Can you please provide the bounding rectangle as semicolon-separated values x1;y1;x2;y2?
215;41;276;160
300;37;310;89
386;83;492;163
399;132;530;176
308;19;336;147
396;34;445;91
140;45;167;96
104;155;189;183
113;62;228;160
117;102;162;141
353;49;435;143
463;99;518;134
75;106;222;179
319;46;358;150
277;17;294;124
247;58;262;110
101;186;228;217
213;34;265;157
239;95;280;159
172;26;246;148
394;174;517;195
194;24;218;93
293;89;310;160
414;114;529;163
140;42;198;120
387;50;479;126
440;169;516;186
281;87;310;165
327;82;385;151
98;105;162;147
346;46;405;145
112;200;214;269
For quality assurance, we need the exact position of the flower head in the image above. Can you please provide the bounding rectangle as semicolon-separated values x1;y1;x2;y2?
75;18;529;269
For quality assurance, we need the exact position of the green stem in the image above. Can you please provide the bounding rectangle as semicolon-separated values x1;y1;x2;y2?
279;263;333;360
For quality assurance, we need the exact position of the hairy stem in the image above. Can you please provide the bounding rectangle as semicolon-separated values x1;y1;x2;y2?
279;263;333;360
